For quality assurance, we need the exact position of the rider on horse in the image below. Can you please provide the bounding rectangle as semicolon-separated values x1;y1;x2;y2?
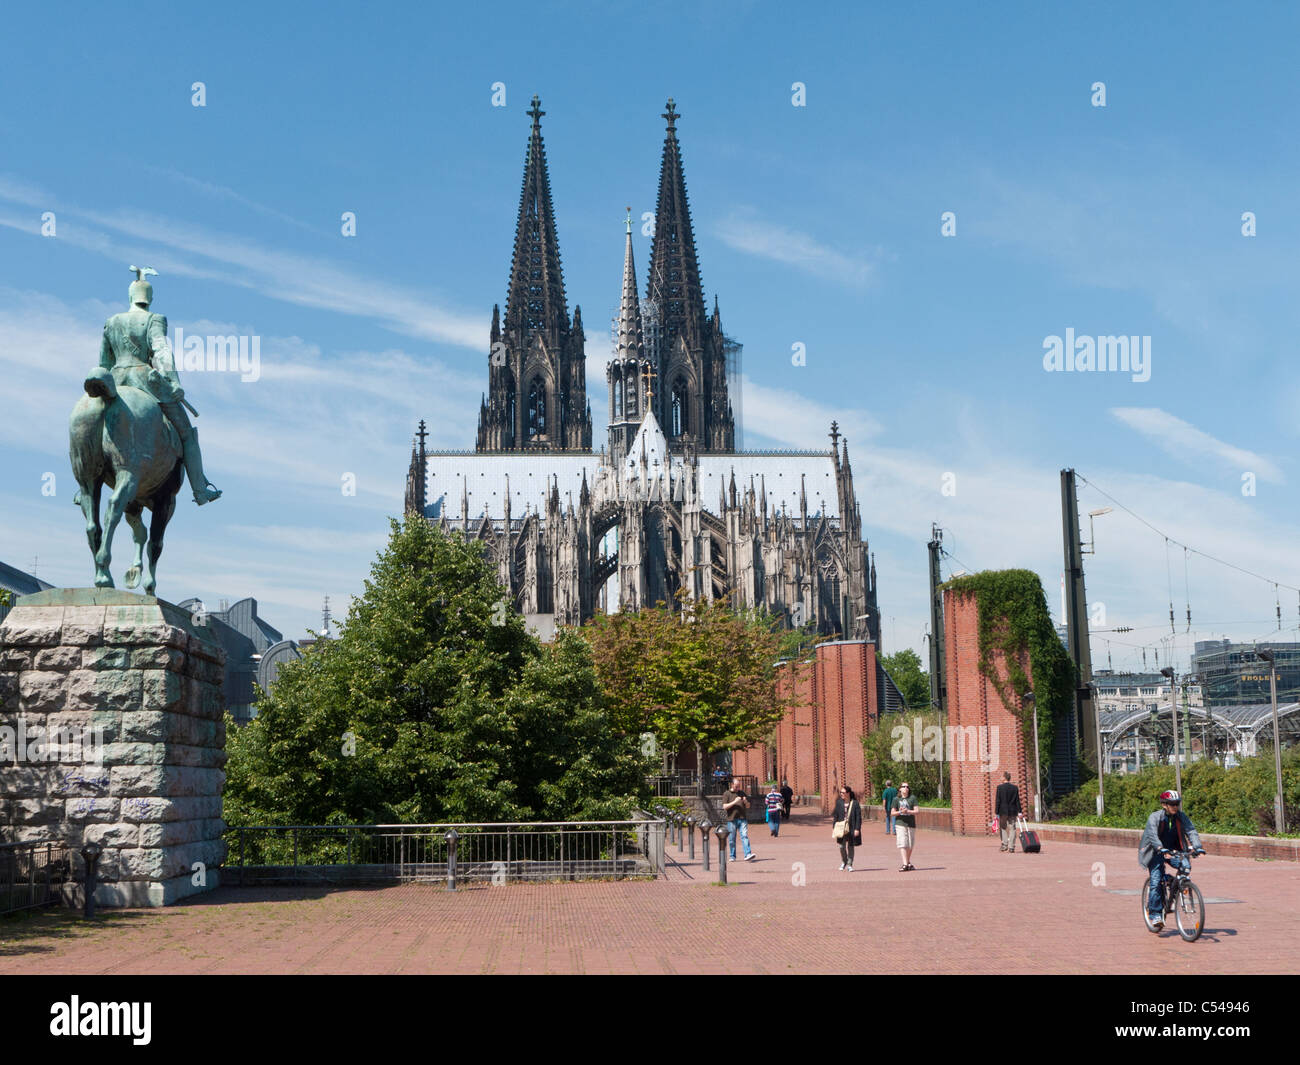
85;268;221;505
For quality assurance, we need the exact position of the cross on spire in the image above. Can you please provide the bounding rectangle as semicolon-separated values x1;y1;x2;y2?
829;420;840;452
662;97;678;131
416;419;428;450
643;362;657;404
528;94;544;130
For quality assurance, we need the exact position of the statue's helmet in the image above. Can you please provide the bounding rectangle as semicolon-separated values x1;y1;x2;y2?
129;279;153;308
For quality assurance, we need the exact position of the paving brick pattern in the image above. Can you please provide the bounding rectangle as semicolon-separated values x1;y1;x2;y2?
2;811;1296;974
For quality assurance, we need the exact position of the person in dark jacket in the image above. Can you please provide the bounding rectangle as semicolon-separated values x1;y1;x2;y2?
994;771;1022;853
1138;790;1204;931
779;779;794;820
832;785;863;871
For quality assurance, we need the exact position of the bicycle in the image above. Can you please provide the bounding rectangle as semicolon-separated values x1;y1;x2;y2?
1141;849;1205;942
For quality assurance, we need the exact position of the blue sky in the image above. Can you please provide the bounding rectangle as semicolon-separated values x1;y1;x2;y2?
2;1;1299;673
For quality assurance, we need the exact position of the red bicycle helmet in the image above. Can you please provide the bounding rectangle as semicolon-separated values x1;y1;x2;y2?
1159;790;1181;805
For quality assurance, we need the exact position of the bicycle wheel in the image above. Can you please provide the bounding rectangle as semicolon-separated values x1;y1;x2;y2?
1174;880;1204;942
1140;882;1161;932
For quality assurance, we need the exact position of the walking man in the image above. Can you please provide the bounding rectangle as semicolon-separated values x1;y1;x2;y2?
764;782;783;837
882;780;898;834
994;771;1022;853
722;779;756;861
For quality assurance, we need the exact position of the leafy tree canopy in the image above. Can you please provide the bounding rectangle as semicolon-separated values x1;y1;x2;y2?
225;517;650;827
882;648;931;710
583;595;791;757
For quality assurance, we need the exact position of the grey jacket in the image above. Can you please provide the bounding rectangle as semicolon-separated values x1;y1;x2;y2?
1138;809;1202;870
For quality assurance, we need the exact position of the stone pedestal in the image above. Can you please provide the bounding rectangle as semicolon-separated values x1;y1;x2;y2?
0;589;227;906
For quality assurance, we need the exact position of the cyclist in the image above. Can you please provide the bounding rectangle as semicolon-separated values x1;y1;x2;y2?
1138;790;1205;932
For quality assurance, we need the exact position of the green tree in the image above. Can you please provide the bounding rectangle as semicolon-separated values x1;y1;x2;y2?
0;588;11;610
882;648;931;710
225;517;650;829
583;596;791;781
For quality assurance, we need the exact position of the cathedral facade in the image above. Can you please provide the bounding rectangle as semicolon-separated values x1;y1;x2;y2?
406;97;880;644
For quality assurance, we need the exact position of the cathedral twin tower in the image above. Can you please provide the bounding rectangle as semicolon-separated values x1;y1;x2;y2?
475;96;736;457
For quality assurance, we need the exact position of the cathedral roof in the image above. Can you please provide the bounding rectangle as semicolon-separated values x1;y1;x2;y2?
624;408;670;481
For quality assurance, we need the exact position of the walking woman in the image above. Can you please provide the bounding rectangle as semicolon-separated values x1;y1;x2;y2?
832;785;863;871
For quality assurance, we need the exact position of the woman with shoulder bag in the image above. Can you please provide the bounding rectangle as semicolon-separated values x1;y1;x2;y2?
832;785;863;871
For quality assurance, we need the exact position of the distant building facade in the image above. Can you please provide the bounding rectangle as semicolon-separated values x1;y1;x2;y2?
175;597;297;723
0;560;53;625
1192;639;1300;706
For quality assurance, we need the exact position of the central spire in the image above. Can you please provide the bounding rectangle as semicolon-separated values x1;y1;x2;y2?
616;207;644;361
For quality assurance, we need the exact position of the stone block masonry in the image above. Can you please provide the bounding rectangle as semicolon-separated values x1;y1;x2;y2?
0;589;227;906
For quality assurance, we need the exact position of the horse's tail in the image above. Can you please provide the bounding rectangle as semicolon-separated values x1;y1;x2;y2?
84;366;118;401
69;391;108;491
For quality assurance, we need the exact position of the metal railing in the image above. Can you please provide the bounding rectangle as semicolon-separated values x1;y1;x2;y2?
223;820;667;886
1;840;70;915
647;770;736;798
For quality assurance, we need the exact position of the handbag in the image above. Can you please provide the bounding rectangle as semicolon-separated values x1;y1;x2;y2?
832;819;848;841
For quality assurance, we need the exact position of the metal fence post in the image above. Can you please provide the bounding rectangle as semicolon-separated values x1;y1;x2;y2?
714;825;728;885
700;819;711;871
80;842;101;919
445;830;458;891
292;827;299;877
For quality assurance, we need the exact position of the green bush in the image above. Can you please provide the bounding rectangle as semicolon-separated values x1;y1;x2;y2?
1055;746;1300;836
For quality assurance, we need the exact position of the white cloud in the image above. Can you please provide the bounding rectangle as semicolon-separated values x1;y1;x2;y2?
739;374;880;450
714;209;879;287
0;177;485;349
1111;407;1283;483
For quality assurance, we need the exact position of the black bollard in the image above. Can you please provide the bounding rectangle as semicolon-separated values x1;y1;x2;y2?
80;842;101;919
686;817;696;860
714;825;729;885
700;820;711;871
676;815;685;853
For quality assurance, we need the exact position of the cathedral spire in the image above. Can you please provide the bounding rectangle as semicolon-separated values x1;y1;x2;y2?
647;98;706;357
504;95;569;343
616;207;645;361
479;97;591;451
403;420;428;517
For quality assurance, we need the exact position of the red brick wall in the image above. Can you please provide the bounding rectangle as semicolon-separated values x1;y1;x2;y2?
736;641;877;815
943;590;1036;836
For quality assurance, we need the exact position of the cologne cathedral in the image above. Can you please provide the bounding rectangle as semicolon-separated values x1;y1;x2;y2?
405;96;881;646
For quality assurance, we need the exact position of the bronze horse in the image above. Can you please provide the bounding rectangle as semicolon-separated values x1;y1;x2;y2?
69;368;184;595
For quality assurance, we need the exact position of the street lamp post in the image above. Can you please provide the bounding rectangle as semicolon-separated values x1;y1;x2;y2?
1024;691;1041;822
1160;667;1182;794
1256;648;1286;834
1089;681;1104;816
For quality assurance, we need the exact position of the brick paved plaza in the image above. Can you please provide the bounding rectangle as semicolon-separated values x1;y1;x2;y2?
2;811;1296;974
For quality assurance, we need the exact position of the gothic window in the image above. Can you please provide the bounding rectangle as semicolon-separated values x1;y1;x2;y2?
670;376;688;437
528;377;546;438
613;371;624;419
505;377;517;443
626;374;638;417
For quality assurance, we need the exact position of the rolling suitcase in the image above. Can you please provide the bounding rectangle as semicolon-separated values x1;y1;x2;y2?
1016;814;1041;853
